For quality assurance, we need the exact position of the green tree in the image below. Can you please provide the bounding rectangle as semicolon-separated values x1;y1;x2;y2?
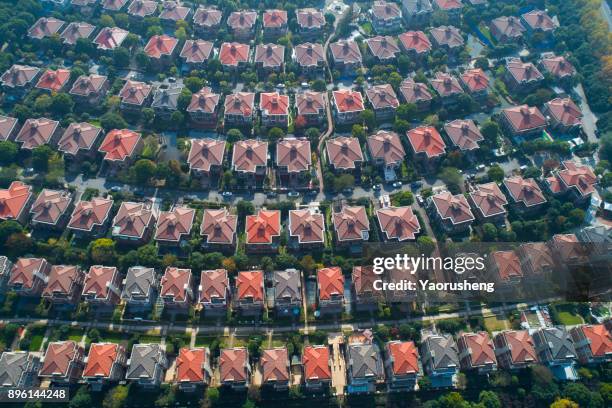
311;79;326;92
479;390;501;408
0;141;18;165
396;103;417;121
227;128;243;143
49;93;74;115
0;220;22;245
487;165;505;182
268;127;285;142
482;223;498;241
417;236;436;256
31;145;53;172
481;120;500;146
360;109;376;129
237;200;255;218
100;112;127;131
391;191;414;206
438;167;463;193
89;238;117;264
334;174;355;191
132;159;157;184
113;47;130;68
102;385;128;408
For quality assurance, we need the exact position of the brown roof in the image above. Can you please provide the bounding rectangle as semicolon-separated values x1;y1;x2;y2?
236;270;264;301
399;79;433;104
119;80;152;106
112;202;153;239
277;138;311;172
522;10;556;32
330;40;362;64
297;8;325;29
377;206;421;241
94;27;129;51
459;332;496;367
492;251;523;281
0;181;32;221
431;72;464;97
406;126;446;158
366;84;399;110
1;65;40;88
155;206;195;242
98;129;142;162
352;266;383;298
28;17;64;39
160;267;192;302
387;341;419;376
246;210;281;244
0;115;17;141
144;35;179;59
219;42;250;66
540;55;575;78
366;36;401;60
333;206;370;242
460;69;489;93
40;341;81;377
57;122;101;156
9;258;47;290
199;269;229;303
224;92;255;117
200;209;237;245
263;10;288;28
68;198;113;232
372;1;401;20
432;191;475;225
255;44;285;68
289;209;325;244
159;1;191;21
187;138;225;172
302;346;331;381
260;92;289;116
490;16;525;39
296;91;326;116
227;10;257;30
193;7;222;28
294;43;325;67
430;25;464;48
502;105;546;133
469;182;507;218
518;242;553;276
444;119;483;151
219;348;248;382
42;265;82;298
82;266;118;300
545;98;582;128
180;40;214;64
60;22;95;45
367;130;405;166
128;0;158;18
398;31;432;54
261;348;289;382
494;330;537;365
506;59;543;85
325;136;363;170
556;160;596;197
30;189;73;225
83;343;121;379
102;0;129;11
434;0;463;10
35;69;71;92
333;89;365;113
317;267;344;300
15;118;59;150
503;176;546;207
70;74;108;97
232;139;268;173
187;87;219;114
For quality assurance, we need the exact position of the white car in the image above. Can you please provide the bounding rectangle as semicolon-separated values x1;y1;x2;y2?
287;191;300;198
392;181;402;188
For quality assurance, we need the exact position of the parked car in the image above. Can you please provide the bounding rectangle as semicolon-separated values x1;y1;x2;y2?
392;181;402;189
266;191;278;198
287;191;300;198
416;194;424;206
222;191;233;199
372;184;382;191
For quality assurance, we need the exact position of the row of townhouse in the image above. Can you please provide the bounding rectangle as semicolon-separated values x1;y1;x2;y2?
1;321;609;393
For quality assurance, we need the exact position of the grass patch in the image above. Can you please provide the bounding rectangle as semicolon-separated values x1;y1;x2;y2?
556;311;583;325
28;335;44;351
360;22;373;36
97;330;130;343
138;335;162;344
484;315;509;332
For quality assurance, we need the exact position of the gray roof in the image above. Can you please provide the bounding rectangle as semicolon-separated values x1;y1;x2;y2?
348;344;383;379
578;226;612;244
274;269;301;302
122;266;156;300
535;327;576;361
423;334;459;370
0;256;10;277
151;85;182;110
126;344;164;380
0;352;33;387
402;0;432;15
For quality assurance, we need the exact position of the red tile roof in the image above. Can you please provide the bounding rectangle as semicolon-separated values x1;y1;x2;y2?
1;65;40;88
398;31;432;54
261;92;289;116
387;341;419;376
155;206;195;242
200;209;237;245
58;122;102;156
180;40;214;64
187;138;225;172
246;209;280;244
193;7;222;28
329;40;362;64
430;25;464;48
144;35;179;59
224;92;255;117
255;44;285;68
119;80;152;106
187;88;219;114
522;10;556;32
490;16;525;40
40;341;81;377
444;119;483;151
352;266;381;298
541;55;575;78
294;43;325;67
0;181;32;221
296;9;325;29
302;345;331;381
377;206;421;241
497;330;537;364
30;189;72;225
35;69;71;92
15;118;59;150
42;265;82;298
227;11;257;30
176;348;206;382
70;74;108;97
579;325;612;357
461;69;489;93
399;79;433;104
261;348;289;382
94;27;128;51
333;206;369;242
263;10;288;28
556;160;596;197
199;269;229;303
0;115;17;141
432;191;475;225
102;0;129;11
366;84;399;110
83;266;118;301
289;209;325;244
326;136;363;170
68;198;113;232
112;202;153;239
296;91;326;116
367;130;405;166
232;139;267;173
236;270;264;301
160;267;192;302
502;105;546;134
545;98;582;128
431;72;464;97
372;1;401;20
159;1;191;21
128;0;158;18
503;176;546;207
317;267;344;301
406;126;446;158
9;258;47;290
99;129;141;161
366;36;401;60
60;22;95;45
276;138;311;172
219;348;248;382
434;0;463;10
492;251;522;281
84;343;120;378
469;182;507;218
506;59;544;84
333;89;364;113
28;17;64;39
518;242;553;276
459;332;496;367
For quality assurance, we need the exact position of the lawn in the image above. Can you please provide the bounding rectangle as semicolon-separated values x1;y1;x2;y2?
556;311;583;325
195;335;227;348
484;315;509;332
360;22;373;35
28;335;44;351
138;335;162;344
97;330;130;343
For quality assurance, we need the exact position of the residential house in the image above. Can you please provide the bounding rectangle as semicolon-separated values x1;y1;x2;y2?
540;55;576;81
430;72;464;106
30;189;73;230
517;242;554;281
352;266;384;312
0;65;40;94
186;88;220;127
385;341;420;391
317;267;344;315
548;160;597;201
193;7;222;38
98;129;143;168
60;22;95;45
111;201;155;244
154;206;195;246
329;40;362;73
347;342;385;394
533;327;577;379
296;8;325;39
144;35;179;68
399;78;432;111
261;348;290;390
429;26;464;52
332;89;365;125
15;118;59;150
227;10;257;40
549;233;587;266
93;27;129;52
444;119;483;152
406;125;446;167
326;136;363;173
180;40;214;69
82;266;122;307
101;0;129;12
0;256;13;294
366;36;401;62
295;91;326;125
288;208;324;249
428;191;475;234
489;251;523;288
569;324;612;364
234;270;265;316
302;345;331;391
35;69;71;93
200;209;237;252
493;330;538;370
503;176;547;212
276;137;311;185
500;105;546;138
39;341;84;384
260;92;289;127
433;0;462;17
71;0;99;12
8;258;50;296
460;69;489;99
293;43;325;75
263;10;288;39
505;58;544;92
521;10;556;36
224;92;255;126
41;265;84;305
83;343;127;390
0;181;32;224
160;267;193;309
468;182;507;225
158;1;192;25
67;198;113;238
366;84;399;121
376;206;421;241
175;348;212;390
126;344;167;388
231;139;268;187
420;333;459;388
457;332;497;374
255;44;285;73
398;31;431;59
273;269;301;317
127;0;158;20
187;137;226;184
543;98;582;133
0;352;40;389
28;17;65;39
69;74;109;106
333;206;370;249
119;80;153;113
401;0;433;27
0;115;18;141
151;85;183;120
121;266;158;311
219;348;250;390
371;1;402;34
490;16;525;43
199;269;230;316
367;130;405;179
